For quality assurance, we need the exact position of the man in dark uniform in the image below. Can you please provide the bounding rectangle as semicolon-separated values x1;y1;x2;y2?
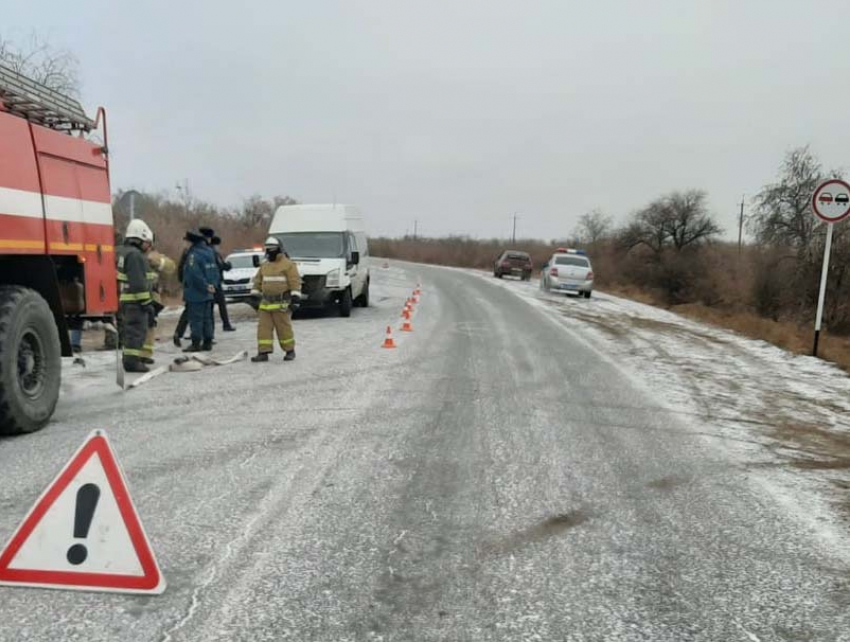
198;227;219;341
211;236;235;332
116;220;155;372
182;229;218;352
174;226;217;346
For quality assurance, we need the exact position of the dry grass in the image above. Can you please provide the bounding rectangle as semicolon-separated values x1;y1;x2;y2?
669;303;850;372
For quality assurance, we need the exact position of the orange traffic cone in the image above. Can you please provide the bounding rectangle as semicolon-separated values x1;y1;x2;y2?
401;318;414;332
402;307;411;320
382;325;397;348
412;294;420;304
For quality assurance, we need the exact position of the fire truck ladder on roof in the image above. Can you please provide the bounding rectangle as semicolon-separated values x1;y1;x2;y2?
0;63;94;132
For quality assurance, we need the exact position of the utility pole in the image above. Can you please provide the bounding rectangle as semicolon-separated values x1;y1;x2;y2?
512;213;519;244
413;219;418;241
737;195;745;256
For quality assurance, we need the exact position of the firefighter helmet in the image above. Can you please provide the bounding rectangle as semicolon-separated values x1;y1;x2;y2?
264;236;282;250
126;219;154;243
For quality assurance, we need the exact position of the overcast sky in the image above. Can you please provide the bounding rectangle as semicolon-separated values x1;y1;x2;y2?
5;0;848;239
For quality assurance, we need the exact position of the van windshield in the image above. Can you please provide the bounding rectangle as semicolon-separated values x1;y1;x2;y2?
276;232;346;258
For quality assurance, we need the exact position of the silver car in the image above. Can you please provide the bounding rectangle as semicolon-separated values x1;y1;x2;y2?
540;250;594;298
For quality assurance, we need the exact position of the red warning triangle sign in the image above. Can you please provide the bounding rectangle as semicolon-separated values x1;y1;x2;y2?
0;430;165;594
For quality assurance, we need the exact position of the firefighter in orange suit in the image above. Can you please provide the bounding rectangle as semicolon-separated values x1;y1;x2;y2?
250;236;301;362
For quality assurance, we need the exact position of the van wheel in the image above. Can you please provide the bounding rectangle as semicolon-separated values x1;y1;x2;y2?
339;288;353;317
0;286;62;435
356;280;370;308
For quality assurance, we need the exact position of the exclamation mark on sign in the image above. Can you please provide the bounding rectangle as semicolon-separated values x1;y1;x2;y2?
66;483;100;566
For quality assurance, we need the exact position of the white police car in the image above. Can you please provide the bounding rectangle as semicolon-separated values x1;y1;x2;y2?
540;248;594;298
222;249;263;304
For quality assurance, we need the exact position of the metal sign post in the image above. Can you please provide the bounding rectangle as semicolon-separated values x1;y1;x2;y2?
813;222;834;356
810;179;850;357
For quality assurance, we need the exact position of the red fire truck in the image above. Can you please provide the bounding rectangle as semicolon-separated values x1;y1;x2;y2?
0;64;117;434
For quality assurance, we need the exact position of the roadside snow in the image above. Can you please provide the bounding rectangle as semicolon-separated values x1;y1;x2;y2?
473;271;850;561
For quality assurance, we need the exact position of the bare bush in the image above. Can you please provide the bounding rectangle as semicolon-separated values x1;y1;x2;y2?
618;190;722;303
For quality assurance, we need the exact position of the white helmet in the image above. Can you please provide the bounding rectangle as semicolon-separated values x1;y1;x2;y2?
126;219;154;243
264;236;282;250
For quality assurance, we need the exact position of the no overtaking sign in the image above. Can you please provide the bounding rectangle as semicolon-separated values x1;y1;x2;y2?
812;179;850;223
811;178;850;356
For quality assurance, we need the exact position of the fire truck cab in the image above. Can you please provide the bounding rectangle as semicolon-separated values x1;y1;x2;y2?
0;64;117;434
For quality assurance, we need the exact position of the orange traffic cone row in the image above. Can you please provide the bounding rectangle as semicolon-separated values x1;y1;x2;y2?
382;325;397;348
401;318;414;332
402;306;411;320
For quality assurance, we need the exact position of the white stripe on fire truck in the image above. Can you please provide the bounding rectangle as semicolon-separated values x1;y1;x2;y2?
44;195;113;226
0;186;43;219
0;186;112;225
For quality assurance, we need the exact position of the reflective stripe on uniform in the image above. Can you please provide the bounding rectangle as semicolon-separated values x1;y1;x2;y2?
281;338;295;345
117;273;128;281
259;303;287;311
120;292;152;303
258;339;274;345
123;348;144;357
143;344;154;351
263;276;288;282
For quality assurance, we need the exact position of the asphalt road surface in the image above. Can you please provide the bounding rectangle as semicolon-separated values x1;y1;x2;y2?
0;262;848;642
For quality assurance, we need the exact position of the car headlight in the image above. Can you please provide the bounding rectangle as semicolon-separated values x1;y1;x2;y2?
326;269;341;288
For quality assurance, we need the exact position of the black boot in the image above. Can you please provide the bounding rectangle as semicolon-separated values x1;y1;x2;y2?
141;357;155;365
173;334;182;348
123;358;150;373
283;350;296;362
251;353;269;363
223;325;236;332
183;342;203;353
202;341;213;351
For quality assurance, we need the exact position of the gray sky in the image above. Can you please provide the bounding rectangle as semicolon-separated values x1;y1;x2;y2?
5;0;849;240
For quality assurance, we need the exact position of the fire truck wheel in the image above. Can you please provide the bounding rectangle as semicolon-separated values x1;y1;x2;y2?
0;286;62;435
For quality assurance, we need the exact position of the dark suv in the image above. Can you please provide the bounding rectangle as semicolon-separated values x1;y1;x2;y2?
494;250;533;280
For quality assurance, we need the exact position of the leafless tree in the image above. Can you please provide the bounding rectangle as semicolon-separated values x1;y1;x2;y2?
748;146;839;250
574;209;612;246
0;33;80;97
620;190;721;255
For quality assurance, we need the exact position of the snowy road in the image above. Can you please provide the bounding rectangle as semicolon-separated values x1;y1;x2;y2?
1;261;849;641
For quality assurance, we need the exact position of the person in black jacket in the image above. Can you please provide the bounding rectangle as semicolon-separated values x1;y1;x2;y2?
211;236;235;331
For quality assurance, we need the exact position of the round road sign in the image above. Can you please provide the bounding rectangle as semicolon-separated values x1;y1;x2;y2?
812;179;850;224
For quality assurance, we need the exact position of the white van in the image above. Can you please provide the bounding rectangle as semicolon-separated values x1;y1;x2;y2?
268;204;370;317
